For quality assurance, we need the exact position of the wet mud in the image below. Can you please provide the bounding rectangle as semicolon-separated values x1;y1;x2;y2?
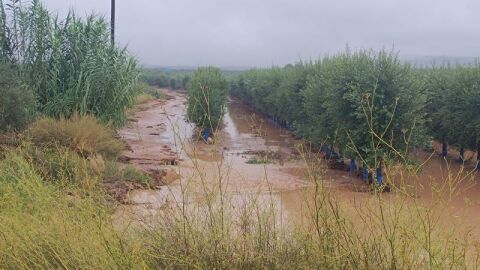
114;89;480;238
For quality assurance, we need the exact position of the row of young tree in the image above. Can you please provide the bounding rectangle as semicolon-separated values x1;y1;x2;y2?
0;0;138;130
230;50;480;182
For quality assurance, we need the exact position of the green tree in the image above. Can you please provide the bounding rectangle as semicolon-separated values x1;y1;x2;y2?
324;51;427;169
230;50;428;176
186;67;228;130
424;67;455;156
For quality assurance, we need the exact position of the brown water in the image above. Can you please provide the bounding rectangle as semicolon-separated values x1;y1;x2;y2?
115;90;480;238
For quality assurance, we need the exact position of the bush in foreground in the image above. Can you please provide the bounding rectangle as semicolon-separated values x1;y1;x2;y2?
0;150;146;268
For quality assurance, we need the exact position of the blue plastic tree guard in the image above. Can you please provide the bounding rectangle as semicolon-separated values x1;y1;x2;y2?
376;167;383;185
349;159;356;176
362;163;368;182
201;128;211;141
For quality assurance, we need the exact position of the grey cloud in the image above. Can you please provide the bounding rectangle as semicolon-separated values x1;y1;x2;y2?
43;0;480;67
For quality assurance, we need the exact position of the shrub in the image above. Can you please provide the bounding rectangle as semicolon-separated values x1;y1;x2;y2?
27;115;125;158
0;63;34;131
186;67;228;130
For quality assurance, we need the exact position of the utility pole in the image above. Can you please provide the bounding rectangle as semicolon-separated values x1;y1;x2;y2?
111;0;115;45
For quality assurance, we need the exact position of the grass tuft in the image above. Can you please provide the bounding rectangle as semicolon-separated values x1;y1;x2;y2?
27;115;125;158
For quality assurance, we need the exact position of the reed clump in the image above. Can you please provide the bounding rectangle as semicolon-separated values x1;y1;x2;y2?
0;0;139;127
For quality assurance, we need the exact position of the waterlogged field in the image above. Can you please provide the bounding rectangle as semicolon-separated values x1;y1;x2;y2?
115;89;480;267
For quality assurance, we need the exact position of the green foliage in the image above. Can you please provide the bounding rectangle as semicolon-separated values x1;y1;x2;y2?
123;165;153;186
0;0;139;126
231;50;428;168
136;82;167;100
140;68;191;90
0;62;34;131
245;157;270;164
186;67;228;129
423;65;480;152
311;50;427;166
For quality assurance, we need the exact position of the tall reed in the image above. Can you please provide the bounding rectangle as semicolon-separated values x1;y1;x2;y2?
0;0;139;126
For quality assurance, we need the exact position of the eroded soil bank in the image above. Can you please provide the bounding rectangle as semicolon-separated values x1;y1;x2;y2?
115;88;480;237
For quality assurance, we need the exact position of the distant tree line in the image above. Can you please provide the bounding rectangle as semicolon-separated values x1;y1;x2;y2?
140;69;191;90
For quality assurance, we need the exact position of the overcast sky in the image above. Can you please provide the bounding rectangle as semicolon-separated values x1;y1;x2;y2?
43;0;480;67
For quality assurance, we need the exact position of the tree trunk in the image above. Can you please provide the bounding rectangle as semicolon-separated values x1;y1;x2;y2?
362;163;368;182
459;147;465;162
477;142;480;170
376;165;383;185
349;158;356;176
442;141;448;157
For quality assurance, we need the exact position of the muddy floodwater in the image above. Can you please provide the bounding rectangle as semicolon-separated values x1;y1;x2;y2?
116;89;480;238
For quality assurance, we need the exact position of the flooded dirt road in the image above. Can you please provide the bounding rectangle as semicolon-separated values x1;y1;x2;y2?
116;89;480;237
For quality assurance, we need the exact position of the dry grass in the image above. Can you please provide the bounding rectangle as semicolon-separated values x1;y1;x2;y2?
129;154;478;269
0;150;147;269
135;93;156;105
1;145;476;269
27;115;125;158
